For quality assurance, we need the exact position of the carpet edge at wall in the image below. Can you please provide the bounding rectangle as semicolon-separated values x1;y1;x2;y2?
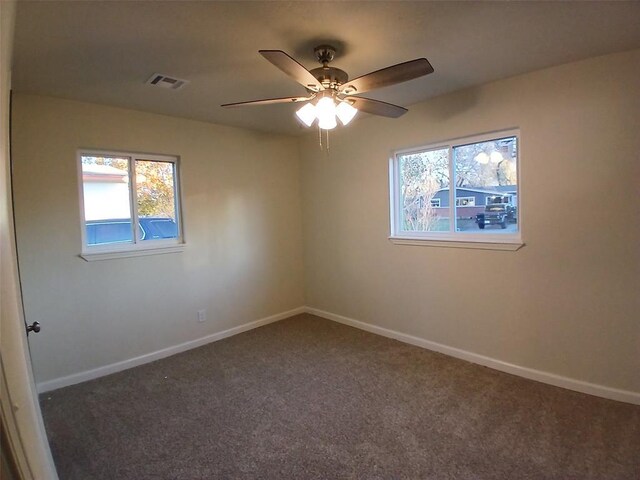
305;306;640;406
36;306;306;393
38;305;640;405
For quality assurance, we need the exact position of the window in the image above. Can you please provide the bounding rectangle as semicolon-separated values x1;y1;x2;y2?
78;150;183;259
456;197;475;207
390;130;521;249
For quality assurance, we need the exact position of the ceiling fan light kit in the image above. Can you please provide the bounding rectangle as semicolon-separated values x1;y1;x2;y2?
316;98;338;130
222;44;434;133
295;102;316;127
295;90;359;130
336;100;358;125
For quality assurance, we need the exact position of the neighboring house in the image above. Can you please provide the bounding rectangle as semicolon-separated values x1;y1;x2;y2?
427;186;517;218
81;164;130;220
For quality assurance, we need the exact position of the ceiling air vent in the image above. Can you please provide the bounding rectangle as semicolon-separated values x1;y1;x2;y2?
146;73;189;90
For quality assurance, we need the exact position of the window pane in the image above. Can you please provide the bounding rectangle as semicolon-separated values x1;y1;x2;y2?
81;156;133;245
147;219;178;238
453;137;518;233
135;160;178;240
398;148;450;232
86;221;144;245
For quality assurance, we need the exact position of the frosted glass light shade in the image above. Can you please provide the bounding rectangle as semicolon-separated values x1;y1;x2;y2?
474;152;489;164
490;151;504;163
295;103;316;127
318;115;337;130
316;97;337;130
336;101;357;125
295;96;355;130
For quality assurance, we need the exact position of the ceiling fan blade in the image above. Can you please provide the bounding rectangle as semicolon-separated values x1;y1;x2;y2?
221;95;313;108
259;50;324;92
344;96;408;118
340;58;434;95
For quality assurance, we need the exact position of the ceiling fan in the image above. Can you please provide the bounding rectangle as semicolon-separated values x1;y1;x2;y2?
221;45;434;130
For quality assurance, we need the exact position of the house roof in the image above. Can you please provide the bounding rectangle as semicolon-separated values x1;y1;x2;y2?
436;186;517;196
82;164;127;176
82;164;127;183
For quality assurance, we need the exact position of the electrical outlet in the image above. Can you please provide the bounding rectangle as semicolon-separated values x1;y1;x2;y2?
197;309;206;323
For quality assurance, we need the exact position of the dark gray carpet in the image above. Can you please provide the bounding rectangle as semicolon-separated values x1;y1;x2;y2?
41;314;640;479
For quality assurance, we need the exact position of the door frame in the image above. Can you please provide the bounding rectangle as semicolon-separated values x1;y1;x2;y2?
1;1;59;478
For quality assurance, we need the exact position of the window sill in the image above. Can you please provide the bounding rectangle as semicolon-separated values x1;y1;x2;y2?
80;244;185;262
388;236;524;251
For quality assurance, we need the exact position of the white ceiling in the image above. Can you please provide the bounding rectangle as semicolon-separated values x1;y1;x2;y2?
12;1;640;136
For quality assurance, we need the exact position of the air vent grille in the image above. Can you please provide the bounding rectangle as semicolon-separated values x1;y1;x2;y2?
146;73;189;90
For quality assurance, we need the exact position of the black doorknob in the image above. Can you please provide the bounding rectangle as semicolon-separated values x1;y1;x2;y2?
26;321;41;334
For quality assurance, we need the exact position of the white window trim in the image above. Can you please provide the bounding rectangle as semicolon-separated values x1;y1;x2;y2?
389;129;523;251
455;196;476;207
389;237;523;251
80;244;185;262
77;149;185;260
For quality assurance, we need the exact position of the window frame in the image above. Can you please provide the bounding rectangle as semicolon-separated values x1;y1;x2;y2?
455;197;476;207
389;129;523;251
77;149;185;261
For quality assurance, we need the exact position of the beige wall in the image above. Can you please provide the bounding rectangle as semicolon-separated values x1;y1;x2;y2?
11;49;640;395
11;94;305;384
300;49;640;393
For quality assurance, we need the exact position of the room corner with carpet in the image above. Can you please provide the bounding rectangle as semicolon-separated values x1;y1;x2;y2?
4;2;640;479
39;314;640;480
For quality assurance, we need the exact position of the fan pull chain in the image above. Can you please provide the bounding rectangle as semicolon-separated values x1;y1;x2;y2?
317;127;330;152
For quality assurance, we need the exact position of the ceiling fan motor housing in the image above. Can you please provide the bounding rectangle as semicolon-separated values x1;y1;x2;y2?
311;45;349;90
310;66;349;90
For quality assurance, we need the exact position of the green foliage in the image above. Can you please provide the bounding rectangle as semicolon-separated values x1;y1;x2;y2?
82;156;176;219
82;155;128;171
135;160;176;218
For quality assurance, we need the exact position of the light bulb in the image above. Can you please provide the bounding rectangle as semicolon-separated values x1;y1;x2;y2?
474;152;489;164
336;101;358;125
295;103;316;127
315;96;337;130
318;115;337;130
490;151;504;163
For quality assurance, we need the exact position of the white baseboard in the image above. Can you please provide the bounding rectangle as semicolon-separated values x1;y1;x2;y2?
38;305;639;405
305;307;640;406
37;306;306;393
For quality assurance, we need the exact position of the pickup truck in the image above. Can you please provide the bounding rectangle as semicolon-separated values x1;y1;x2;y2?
476;203;517;229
